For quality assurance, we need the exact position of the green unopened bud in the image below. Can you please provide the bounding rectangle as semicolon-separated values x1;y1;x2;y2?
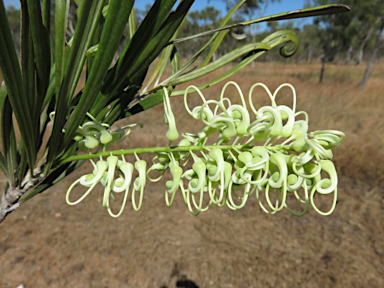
280;110;289;120
99;129;113;144
238;152;253;164
73;134;84;142
166;180;174;190
292;137;309;153
232;110;242;119
292;120;308;138
84;135;99;149
113;177;125;188
166;127;179;142
151;163;165;171
287;174;298;185
271;171;280;182
320;178;332;189
208;165;218;177
190;179;199;189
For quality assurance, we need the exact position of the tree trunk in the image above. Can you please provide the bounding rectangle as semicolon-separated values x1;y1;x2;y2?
360;16;384;89
307;46;313;64
345;43;353;65
356;18;380;65
319;54;326;83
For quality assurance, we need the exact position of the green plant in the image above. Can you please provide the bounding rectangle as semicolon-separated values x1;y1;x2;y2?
0;0;349;223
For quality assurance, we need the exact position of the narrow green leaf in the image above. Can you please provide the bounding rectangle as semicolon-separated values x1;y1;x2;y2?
153;18;186;87
168;42;271;87
26;0;51;108
103;69;148;124
128;6;136;38
17;141;28;187
143;20;184;92
0;152;6;176
170;4;350;45
123;90;164;118
159;38;216;88
64;0;104;101
101;0;195;122
0;83;9;176
55;0;70;103
120;0;194;87
171;50;266;97
86;0;179;119
111;0;177;87
170;46;180;75
0;94;18;186
158;1;240;89
143;51;168;91
74;0;84;7
63;0;134;149
200;0;246;67
171;30;299;96
47;0;105;169
21;1;35;113
42;0;51;31
0;1;36;173
96;0;178;102
86;20;100;79
41;64;56;112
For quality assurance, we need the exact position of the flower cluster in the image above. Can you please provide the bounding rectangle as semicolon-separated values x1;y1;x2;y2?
66;153;146;217
66;82;344;217
72;113;141;152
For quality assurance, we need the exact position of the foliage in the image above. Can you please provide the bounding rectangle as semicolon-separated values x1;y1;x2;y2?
0;0;348;223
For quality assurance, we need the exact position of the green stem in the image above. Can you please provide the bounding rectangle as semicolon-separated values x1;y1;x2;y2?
61;144;260;164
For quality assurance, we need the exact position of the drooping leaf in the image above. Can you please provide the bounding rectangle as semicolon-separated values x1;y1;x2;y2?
170;5;350;45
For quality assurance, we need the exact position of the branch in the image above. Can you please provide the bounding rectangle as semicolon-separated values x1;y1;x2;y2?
0;186;24;223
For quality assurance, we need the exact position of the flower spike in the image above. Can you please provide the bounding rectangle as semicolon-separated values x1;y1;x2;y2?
66;81;345;218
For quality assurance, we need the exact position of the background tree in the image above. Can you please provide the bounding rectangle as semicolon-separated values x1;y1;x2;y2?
360;13;384;88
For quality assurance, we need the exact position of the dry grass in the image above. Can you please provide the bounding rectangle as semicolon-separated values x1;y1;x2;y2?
1;62;384;288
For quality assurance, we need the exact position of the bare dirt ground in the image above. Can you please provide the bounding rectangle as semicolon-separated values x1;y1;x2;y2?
1;63;384;288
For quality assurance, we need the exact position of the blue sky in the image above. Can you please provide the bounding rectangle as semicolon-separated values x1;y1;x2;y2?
132;0;307;15
4;0;307;12
3;0;311;30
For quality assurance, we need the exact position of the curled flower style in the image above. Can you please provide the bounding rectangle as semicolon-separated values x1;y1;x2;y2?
66;81;345;218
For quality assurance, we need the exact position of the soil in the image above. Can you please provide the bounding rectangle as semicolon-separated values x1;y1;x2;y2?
1;176;383;288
